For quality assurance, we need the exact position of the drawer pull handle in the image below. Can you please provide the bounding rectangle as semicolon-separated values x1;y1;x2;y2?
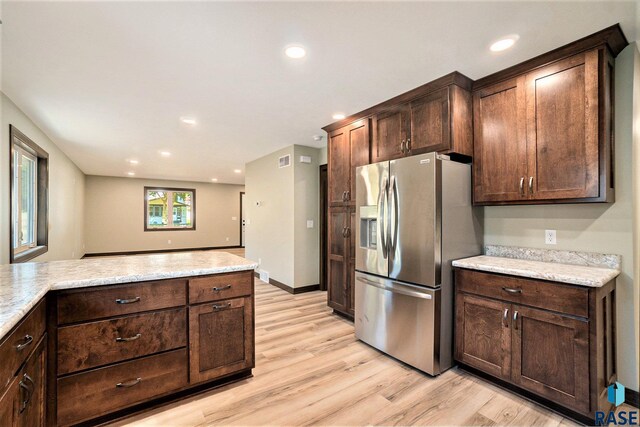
115;333;141;342
212;285;232;292
116;377;142;388
115;297;141;304
15;334;33;351
503;308;509;328
502;287;522;294
513;311;519;330
213;302;232;311
19;374;34;412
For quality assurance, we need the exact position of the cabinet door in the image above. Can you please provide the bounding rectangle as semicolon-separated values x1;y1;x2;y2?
371;106;410;163
327;208;348;314
409;88;450;154
328;127;350;206
511;305;589;414
348;120;370;205
525;50;600;200
526;50;599;200
473;77;528;203
347;209;356;316
15;336;46;427
0;377;17;426
189;297;254;384
455;293;511;380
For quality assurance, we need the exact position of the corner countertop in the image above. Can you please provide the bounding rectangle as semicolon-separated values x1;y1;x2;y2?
0;251;258;340
452;245;620;288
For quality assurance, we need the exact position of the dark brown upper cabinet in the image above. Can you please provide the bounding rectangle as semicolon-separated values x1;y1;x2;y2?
327;119;370;207
472;25;626;205
370;77;473;163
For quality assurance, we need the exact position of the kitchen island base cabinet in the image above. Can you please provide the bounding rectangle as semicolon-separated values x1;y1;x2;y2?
48;270;256;426
455;269;616;420
189;297;254;384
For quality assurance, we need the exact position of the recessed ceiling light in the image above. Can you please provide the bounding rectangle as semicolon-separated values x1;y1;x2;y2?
211;178;218;182
234;169;242;174
332;113;345;120
160;151;171;157
180;116;197;125
284;45;306;59
128;159;139;165
127;171;135;176
490;35;519;52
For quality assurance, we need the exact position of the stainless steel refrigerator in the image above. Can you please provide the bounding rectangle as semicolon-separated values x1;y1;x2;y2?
354;152;482;375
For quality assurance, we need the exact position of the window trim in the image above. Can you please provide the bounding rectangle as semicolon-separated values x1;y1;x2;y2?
9;125;49;263
144;186;196;231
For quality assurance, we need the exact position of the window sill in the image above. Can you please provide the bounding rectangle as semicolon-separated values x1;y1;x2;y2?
144;227;196;232
12;245;48;263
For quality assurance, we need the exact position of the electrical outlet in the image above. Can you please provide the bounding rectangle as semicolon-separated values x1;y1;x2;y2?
168;239;172;244
226;237;229;241
232;216;237;221
307;220;314;228
545;230;557;245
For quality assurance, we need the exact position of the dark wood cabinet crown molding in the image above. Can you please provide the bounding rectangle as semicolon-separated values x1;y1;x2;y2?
321;71;472;133
473;24;628;90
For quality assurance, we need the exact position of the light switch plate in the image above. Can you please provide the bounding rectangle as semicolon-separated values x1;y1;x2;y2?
545;230;557;245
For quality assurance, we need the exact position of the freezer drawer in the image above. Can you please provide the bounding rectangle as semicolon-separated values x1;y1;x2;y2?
354;272;441;375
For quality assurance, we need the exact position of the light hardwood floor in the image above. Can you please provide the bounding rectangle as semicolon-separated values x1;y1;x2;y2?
111;280;627;426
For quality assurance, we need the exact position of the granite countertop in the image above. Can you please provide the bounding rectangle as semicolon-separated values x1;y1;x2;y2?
452;245;621;288
0;251;258;339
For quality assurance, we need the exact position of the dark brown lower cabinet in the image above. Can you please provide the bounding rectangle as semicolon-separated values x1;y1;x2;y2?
48;271;255;426
455;268;616;420
189;296;254;383
0;336;46;427
511;305;590;414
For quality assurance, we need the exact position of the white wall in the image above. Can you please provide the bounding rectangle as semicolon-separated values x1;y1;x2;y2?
245;145;321;288
293;145;320;287
84;176;244;254
245;146;295;285
484;43;640;391
0;93;86;264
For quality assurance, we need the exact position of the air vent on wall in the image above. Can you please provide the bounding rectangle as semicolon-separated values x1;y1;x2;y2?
278;154;291;168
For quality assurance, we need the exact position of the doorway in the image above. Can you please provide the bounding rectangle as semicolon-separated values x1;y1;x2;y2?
240;192;246;248
319;164;328;291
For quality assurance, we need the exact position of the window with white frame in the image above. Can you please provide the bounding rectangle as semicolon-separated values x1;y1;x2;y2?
10;125;49;263
144;187;195;230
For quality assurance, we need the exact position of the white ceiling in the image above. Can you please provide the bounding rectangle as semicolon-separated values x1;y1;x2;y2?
1;1;637;185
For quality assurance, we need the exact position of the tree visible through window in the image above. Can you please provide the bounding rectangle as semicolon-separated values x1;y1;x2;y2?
144;187;195;230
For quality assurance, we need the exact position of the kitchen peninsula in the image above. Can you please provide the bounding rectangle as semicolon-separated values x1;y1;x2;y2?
0;251;258;426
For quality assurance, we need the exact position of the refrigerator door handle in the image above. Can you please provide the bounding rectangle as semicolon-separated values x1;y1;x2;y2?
389;175;399;252
378;177;389;258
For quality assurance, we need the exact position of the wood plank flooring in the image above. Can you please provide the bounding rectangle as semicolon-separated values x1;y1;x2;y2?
109;280;619;426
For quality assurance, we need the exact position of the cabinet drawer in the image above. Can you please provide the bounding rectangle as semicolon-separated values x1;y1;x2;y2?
57;308;186;375
57;279;187;324
455;269;588;317
189;271;253;304
57;348;188;426
0;299;46;394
